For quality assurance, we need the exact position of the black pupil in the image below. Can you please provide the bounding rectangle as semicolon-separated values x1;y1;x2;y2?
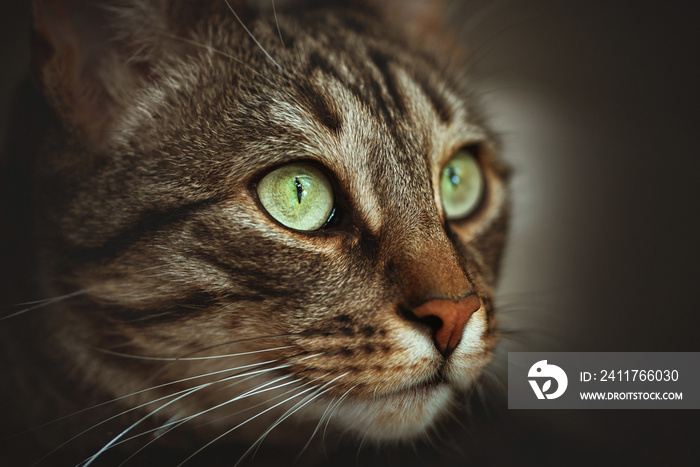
294;177;303;204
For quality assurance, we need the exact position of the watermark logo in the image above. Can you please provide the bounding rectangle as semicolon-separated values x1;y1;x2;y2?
528;360;568;399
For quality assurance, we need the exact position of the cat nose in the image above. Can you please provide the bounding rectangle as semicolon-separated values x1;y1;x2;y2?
409;295;481;358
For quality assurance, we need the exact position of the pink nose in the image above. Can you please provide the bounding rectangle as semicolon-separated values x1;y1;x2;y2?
411;295;481;357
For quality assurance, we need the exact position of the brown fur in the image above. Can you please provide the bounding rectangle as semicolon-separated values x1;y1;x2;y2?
0;0;509;465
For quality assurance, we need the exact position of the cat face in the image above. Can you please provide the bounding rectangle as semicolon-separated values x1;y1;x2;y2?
24;0;509;459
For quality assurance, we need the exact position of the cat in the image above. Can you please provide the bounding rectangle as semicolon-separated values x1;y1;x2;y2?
0;0;510;465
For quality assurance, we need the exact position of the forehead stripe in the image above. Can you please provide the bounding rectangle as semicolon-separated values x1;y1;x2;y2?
297;79;343;134
413;71;453;124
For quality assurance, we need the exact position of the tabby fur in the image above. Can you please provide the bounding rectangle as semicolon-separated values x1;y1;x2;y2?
0;0;510;464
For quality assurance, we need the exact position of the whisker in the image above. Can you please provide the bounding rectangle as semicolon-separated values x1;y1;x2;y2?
107;351;327;459
1;289;88;320
29;358;298;465
321;385;355;446
153;30;275;86
91;345;293;361
82;381;214;467
84;352;325;465
238;372;348;466
172;353;326;429
298;395;337;459
131;330;334;385
165;330;335;359
81;353;317;466
223;0;283;71
299;383;357;460
113;416;185;467
187;374;300;425
271;0;285;50
116;375;301;465
192;375;312;430
177;383;318;466
355;431;369;466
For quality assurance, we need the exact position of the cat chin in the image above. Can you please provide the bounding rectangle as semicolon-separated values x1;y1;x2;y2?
330;384;454;442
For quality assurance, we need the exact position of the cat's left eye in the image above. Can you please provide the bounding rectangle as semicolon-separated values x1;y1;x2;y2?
256;163;334;231
440;148;484;220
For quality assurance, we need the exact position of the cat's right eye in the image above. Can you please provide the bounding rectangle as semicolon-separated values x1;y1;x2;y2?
256;163;335;231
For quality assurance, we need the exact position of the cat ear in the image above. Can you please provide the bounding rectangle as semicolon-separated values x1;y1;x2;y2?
31;0;190;150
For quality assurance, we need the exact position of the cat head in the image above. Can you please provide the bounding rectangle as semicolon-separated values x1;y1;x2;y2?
26;0;509;455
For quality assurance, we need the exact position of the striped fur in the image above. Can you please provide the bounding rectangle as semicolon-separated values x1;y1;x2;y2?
3;0;510;464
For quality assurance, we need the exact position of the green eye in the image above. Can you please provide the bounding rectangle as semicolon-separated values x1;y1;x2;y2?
440;149;484;220
257;163;334;231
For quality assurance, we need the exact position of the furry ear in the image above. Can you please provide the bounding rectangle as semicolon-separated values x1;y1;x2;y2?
31;0;192;150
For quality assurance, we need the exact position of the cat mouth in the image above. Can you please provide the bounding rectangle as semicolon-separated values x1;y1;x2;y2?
413;377;447;393
377;355;467;398
389;372;448;397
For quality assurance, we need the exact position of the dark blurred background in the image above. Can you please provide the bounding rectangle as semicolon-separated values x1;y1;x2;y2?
2;1;699;465
462;0;700;465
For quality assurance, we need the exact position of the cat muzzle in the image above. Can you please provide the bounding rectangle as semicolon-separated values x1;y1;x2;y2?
411;295;481;358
